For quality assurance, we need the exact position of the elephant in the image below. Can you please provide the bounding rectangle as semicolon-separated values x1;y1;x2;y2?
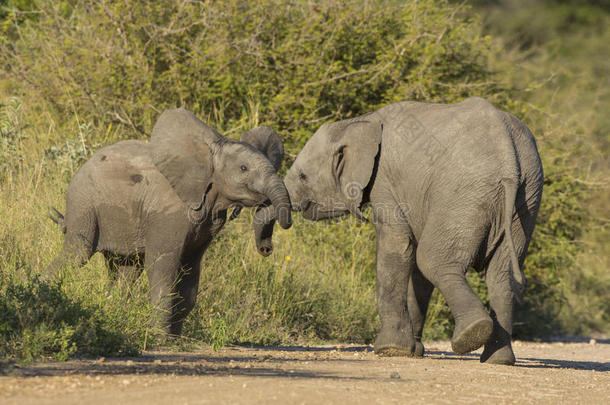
48;108;292;336
255;97;543;365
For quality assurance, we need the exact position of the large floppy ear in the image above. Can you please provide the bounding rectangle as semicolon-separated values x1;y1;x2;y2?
331;120;382;220
150;108;223;210
240;126;284;172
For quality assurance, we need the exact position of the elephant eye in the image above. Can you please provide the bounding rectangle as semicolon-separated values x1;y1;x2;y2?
299;171;307;181
240;165;248;172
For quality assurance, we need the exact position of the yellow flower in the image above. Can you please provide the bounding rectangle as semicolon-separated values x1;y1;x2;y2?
285;255;291;261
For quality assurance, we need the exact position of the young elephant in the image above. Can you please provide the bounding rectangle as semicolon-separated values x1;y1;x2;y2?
48;108;291;335
256;97;543;365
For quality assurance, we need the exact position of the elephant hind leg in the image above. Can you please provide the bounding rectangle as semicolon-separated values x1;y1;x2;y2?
416;219;492;355
482;203;535;365
45;212;98;279
481;253;516;365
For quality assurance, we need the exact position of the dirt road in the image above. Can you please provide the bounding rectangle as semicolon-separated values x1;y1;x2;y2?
1;340;608;404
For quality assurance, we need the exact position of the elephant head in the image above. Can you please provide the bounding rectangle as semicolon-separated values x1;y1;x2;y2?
253;119;381;256
150;108;292;230
284;120;382;221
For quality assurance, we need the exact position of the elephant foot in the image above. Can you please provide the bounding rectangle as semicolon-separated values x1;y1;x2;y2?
481;342;516;366
414;341;425;358
375;346;415;357
169;323;184;337
374;330;415;357
451;316;493;355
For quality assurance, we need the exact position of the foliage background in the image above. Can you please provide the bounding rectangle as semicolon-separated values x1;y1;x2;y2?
0;0;607;361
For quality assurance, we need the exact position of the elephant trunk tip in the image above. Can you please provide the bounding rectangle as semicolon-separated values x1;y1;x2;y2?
258;245;273;257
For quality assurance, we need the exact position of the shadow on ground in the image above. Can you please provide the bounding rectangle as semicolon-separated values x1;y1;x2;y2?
2;342;608;378
517;357;609;371
0;348;368;380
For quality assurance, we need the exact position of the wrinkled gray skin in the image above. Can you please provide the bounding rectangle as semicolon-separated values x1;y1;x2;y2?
48;108;291;336
259;98;543;365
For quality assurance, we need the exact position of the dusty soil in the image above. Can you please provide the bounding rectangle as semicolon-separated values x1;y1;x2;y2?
1;340;608;404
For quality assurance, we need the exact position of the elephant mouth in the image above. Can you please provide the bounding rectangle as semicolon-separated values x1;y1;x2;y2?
228;193;267;208
301;201;348;221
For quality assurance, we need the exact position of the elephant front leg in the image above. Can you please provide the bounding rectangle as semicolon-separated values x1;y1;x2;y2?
374;224;417;357
145;249;183;336
408;268;434;357
170;251;204;336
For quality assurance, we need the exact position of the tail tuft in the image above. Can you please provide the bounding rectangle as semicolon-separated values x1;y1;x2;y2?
49;207;67;234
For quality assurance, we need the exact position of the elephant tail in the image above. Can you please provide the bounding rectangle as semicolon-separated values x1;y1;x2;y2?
500;177;525;303
49;207;67;234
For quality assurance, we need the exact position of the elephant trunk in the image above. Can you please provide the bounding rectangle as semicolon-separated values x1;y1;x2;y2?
263;175;292;230
252;176;291;257
253;205;275;257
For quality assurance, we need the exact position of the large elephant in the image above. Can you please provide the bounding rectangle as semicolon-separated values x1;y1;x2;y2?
256;97;543;365
48;108;292;335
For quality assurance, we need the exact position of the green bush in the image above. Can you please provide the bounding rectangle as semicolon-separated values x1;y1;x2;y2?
1;0;499;152
0;250;138;362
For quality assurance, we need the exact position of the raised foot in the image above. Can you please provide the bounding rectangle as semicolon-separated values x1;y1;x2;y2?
451;318;493;355
481;343;516;365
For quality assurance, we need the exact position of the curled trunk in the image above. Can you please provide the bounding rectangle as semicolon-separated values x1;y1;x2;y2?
262;175;292;230
252;174;291;256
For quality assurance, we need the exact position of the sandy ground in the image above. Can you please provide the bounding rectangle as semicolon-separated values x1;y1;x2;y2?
1;340;608;404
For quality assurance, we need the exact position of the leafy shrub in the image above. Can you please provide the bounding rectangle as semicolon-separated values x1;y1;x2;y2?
0;261;138;362
1;0;500;153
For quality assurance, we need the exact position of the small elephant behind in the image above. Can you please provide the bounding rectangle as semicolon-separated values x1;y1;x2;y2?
48;108;292;335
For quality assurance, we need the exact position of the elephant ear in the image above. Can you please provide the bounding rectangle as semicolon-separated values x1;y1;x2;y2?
331;120;382;220
240;126;284;172
150;108;223;210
